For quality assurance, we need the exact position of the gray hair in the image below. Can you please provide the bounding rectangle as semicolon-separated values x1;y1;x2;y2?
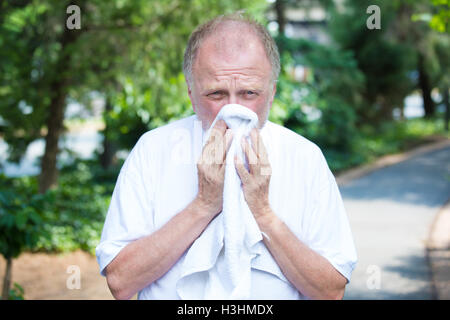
183;11;280;87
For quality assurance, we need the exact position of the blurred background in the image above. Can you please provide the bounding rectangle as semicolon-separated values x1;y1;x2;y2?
0;0;448;300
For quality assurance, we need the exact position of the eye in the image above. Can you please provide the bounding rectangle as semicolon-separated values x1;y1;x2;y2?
244;90;258;98
207;91;223;99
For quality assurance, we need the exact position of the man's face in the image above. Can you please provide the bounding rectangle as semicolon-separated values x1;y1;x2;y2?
187;25;276;130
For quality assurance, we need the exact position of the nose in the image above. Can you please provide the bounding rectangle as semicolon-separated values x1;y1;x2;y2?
227;93;239;106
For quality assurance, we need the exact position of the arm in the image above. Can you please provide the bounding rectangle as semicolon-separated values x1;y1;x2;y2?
105;120;232;300
105;198;214;300
255;208;347;300
236;128;347;300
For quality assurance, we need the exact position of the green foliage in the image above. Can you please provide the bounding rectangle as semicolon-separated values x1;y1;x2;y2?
0;1;54;162
328;0;417;124
103;75;193;151
274;37;364;158
330;116;449;172
0;0;269;164
101;0;269;150
412;0;450;33
8;282;25;300
0;175;47;259
35;160;118;254
0;0;448;264
0;158;119;257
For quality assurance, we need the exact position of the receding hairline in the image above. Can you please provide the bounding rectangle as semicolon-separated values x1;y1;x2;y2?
193;22;271;70
183;13;280;86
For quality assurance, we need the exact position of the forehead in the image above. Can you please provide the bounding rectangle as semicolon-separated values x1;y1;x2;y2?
193;24;272;81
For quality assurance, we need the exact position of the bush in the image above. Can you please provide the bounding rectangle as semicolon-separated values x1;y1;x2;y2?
273;39;364;171
0;158;119;257
8;283;25;300
0;174;49;299
335;116;449;173
35;159;118;255
0;175;47;259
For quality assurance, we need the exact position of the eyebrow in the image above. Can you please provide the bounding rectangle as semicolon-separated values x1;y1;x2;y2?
202;83;266;93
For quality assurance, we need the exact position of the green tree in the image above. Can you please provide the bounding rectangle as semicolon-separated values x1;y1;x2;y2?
389;0;449;118
329;0;417;124
269;0;365;158
411;0;450;127
412;0;449;33
0;175;47;300
274;38;365;163
0;0;269;191
99;1;269;161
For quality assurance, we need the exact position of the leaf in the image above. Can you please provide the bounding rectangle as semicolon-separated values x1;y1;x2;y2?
15;210;28;230
28;210;42;224
3;214;15;229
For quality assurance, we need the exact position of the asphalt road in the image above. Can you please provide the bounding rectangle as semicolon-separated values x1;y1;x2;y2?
342;145;450;299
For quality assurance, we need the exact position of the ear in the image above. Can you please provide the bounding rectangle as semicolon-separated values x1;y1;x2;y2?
186;80;196;113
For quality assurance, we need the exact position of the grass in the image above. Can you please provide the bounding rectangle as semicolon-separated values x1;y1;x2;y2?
325;116;449;174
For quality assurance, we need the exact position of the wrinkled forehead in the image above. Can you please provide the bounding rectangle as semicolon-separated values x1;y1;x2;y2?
193;23;272;79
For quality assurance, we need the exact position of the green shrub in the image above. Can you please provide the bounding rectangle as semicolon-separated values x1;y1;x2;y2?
0;174;49;299
8;283;25;300
35;159;118;255
0;159;119;258
0;174;47;259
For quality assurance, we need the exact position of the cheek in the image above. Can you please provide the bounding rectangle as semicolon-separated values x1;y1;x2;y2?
244;96;270;115
198;98;224;119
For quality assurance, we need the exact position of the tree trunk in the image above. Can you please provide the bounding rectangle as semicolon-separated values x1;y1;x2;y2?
275;0;286;36
444;86;449;131
100;97;117;169
417;53;435;118
1;257;12;300
39;79;68;193
38;23;81;193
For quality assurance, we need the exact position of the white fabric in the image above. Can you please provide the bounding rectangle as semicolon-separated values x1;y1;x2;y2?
95;110;358;300
176;104;264;299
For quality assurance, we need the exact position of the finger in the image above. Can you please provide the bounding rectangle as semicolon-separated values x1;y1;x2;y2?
203;119;226;149
203;120;227;165
252;128;269;165
200;138;215;164
211;119;227;137
234;154;250;184
213;126;232;165
222;129;233;162
248;128;271;176
249;128;260;161
241;137;258;172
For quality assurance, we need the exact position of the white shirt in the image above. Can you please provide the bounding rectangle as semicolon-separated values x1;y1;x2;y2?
96;114;358;300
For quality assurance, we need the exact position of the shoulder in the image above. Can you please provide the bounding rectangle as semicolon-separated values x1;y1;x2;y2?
121;115;197;174
264;121;323;158
264;121;330;186
137;114;197;147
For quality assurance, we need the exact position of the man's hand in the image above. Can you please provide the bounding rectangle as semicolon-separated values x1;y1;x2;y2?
234;128;273;221
195;119;233;218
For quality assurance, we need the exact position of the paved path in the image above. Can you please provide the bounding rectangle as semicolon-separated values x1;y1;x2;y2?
342;145;450;299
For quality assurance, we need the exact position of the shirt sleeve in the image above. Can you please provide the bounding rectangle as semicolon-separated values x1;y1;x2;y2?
95;134;155;277
301;145;358;283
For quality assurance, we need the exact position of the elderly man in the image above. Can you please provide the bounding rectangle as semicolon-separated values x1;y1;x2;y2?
96;13;357;300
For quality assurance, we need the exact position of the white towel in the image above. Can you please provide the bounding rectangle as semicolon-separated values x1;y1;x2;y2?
176;104;265;299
